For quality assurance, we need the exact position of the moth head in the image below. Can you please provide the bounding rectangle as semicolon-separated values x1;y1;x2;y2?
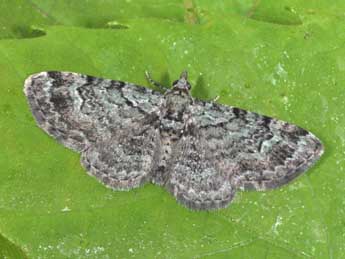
172;71;191;92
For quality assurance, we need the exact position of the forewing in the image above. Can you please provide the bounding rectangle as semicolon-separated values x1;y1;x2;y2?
192;100;324;191
24;71;162;152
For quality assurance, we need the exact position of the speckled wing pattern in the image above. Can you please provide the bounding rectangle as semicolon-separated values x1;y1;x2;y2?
24;71;324;210
166;100;323;209
24;71;161;190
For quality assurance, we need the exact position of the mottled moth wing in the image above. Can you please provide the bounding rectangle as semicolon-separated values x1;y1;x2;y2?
81;125;157;190
24;70;324;210
24;71;162;189
166;100;323;210
166;133;236;210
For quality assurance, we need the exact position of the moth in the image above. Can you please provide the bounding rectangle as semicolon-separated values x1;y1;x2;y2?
24;71;323;210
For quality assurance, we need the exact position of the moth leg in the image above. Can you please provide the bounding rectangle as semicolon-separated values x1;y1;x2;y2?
212;95;220;102
145;71;169;91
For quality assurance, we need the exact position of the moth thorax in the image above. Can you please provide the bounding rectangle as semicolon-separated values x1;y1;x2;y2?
164;92;191;118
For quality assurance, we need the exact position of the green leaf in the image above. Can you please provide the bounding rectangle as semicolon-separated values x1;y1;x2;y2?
0;233;27;259
0;0;343;258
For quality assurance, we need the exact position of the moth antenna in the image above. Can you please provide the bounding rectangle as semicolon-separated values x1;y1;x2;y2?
180;70;188;80
145;71;168;91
